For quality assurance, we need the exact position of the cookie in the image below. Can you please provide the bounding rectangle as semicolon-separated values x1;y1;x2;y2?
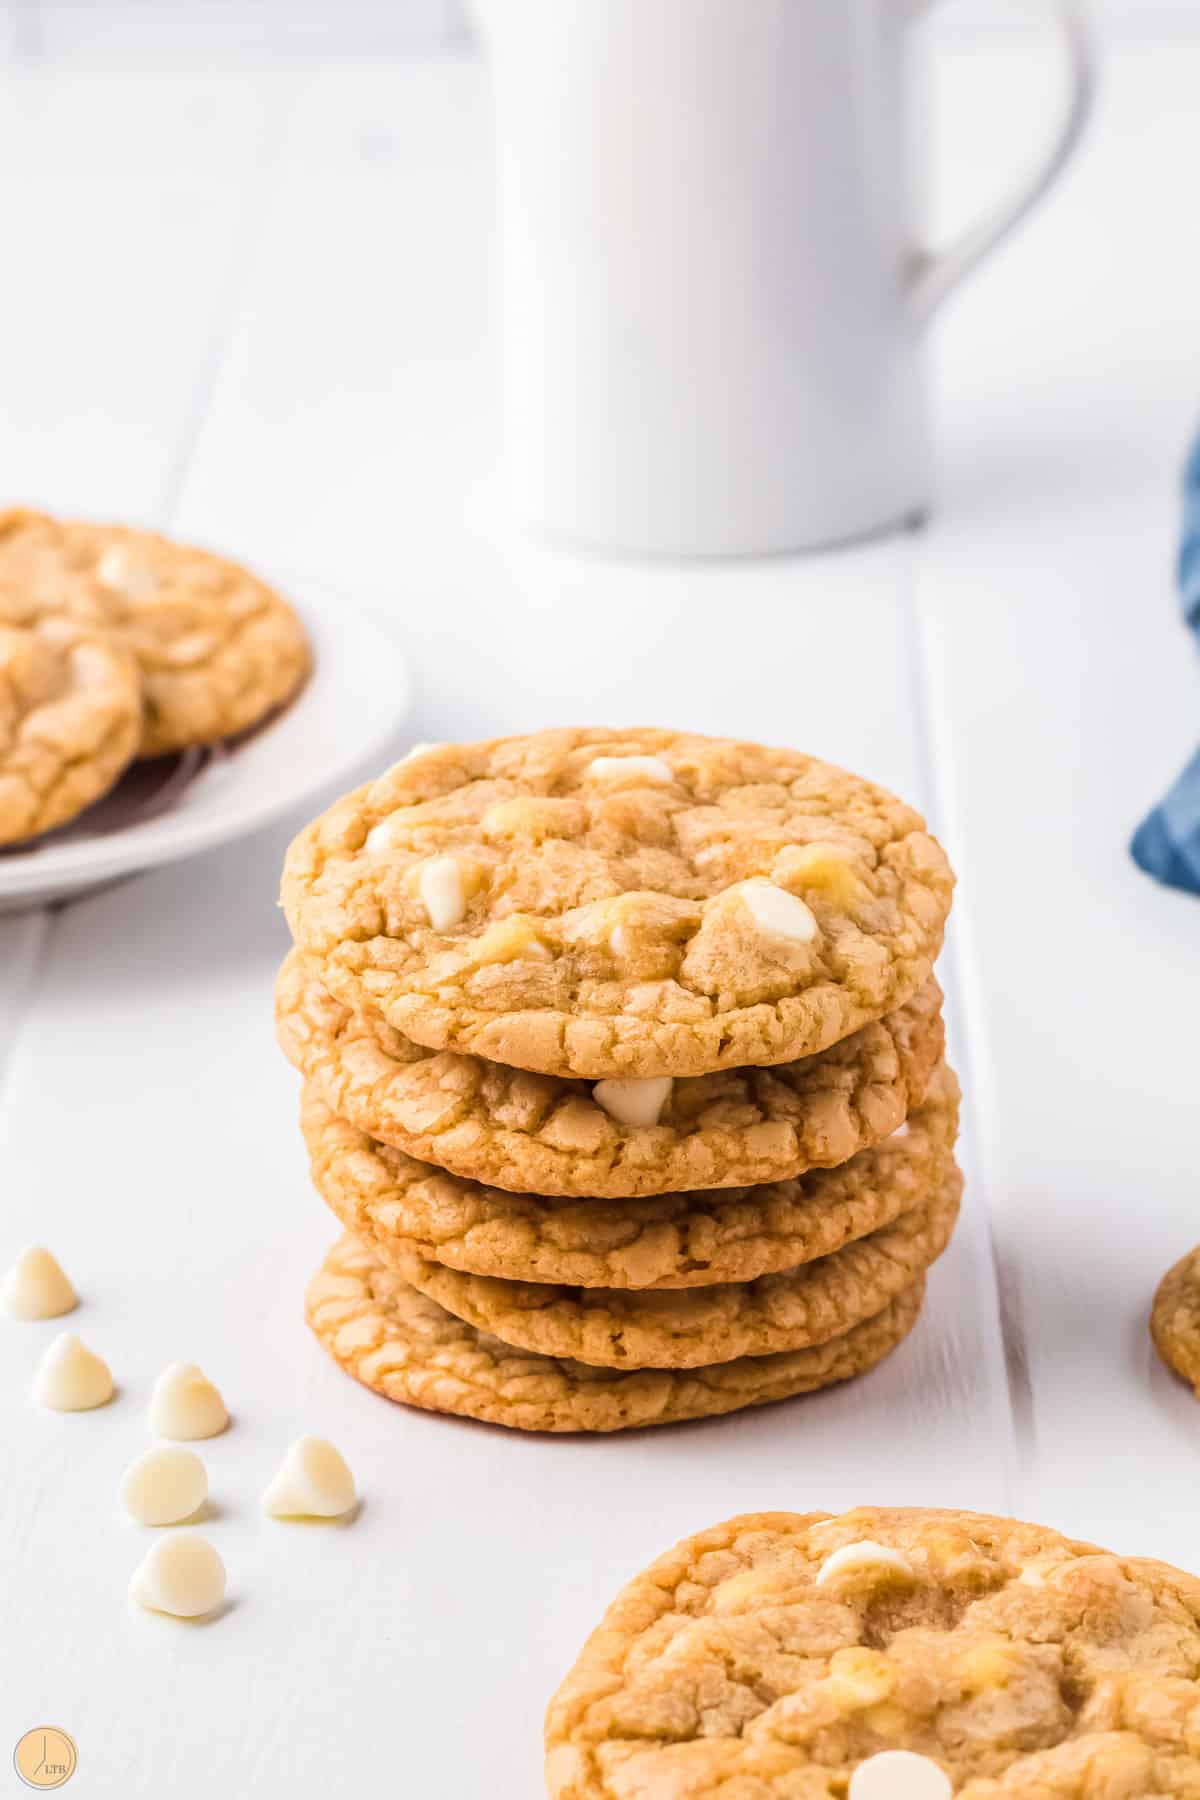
0;508;311;755
389;1169;959;1369
303;1062;960;1291
545;1506;1200;1797
1151;1246;1200;1397
306;1233;925;1433
277;948;945;1197
281;730;954;1079
0;616;141;844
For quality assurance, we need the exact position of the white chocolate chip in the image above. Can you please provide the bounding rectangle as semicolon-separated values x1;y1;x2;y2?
120;1447;208;1526
888;1122;911;1141
737;879;819;944
365;814;407;853
418;855;468;931
149;1362;229;1441
1;1246;78;1319
129;1534;226;1618
96;543;159;601
262;1435;356;1519
402;741;440;760
584;755;674;787
32;1332;113;1411
815;1540;916;1588
592;1076;674;1130
849;1750;952;1800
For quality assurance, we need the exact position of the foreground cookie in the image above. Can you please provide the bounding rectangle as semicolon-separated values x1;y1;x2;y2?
278;951;944;1197
0;508;310;755
390;1170;959;1369
306;1234;923;1433
281;730;954;1079
304;1063;959;1290
1151;1246;1200;1398
0;617;141;843
545;1506;1200;1796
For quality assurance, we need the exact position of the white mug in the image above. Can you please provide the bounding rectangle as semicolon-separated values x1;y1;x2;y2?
473;0;1095;557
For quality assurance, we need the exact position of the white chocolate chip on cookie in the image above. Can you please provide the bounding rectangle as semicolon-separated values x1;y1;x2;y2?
130;1534;226;1618
737;879;819;944
815;1540;916;1589
775;841;867;907
849;1750;952;1800
418;855;467;931
149;1362;229;1440
469;915;551;964
33;1332;113;1410
96;542;160;601
584;755;673;786
592;1076;673;1129
120;1447;208;1526
262;1435;356;1519
1;1246;78;1319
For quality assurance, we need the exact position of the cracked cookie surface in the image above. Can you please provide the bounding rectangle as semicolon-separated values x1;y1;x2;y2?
303;1062;959;1291
1151;1247;1200;1398
278;948;944;1197
0;508;311;755
390;1169;959;1369
281;730;954;1079
545;1506;1200;1798
306;1234;924;1433
0;616;141;843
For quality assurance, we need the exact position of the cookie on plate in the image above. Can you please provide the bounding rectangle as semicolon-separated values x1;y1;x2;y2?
306;1233;924;1434
0;508;311;755
1151;1245;1200;1398
281;730;954;1079
0;615;141;844
545;1506;1200;1797
387;1169;959;1369
302;1063;960;1291
277;948;945;1196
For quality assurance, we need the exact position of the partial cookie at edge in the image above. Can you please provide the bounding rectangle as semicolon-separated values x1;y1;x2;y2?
1151;1246;1200;1397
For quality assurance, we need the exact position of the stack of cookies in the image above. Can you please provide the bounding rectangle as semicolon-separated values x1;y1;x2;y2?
276;729;960;1434
0;507;310;846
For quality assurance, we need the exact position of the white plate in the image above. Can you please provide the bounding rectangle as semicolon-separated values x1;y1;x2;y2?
0;579;413;912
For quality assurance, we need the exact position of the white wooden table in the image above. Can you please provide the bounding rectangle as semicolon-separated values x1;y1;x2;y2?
1;42;1199;1800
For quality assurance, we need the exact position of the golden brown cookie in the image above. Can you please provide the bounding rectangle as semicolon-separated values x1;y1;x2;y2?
389;1169;959;1370
0;508;310;755
281;730;954;1079
277;948;945;1197
306;1233;925;1434
545;1506;1200;1797
0;616;141;844
1151;1246;1200;1398
303;1062;960;1291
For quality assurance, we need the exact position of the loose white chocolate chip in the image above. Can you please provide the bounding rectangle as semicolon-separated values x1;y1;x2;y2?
737;879;819;944
1;1246;78;1319
815;1540;916;1588
120;1447;208;1526
129;1534;226;1619
96;543;159;601
418;855;468;931
849;1750;952;1800
592;1076;674;1130
262;1435;357;1519
584;755;673;786
149;1362;228;1441
33;1332;113;1411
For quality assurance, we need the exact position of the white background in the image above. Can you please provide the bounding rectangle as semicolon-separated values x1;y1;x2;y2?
1;10;1200;1800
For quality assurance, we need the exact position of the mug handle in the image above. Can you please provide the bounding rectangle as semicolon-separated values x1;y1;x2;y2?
908;0;1097;324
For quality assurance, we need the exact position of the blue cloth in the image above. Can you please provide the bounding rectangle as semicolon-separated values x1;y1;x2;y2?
1130;434;1200;893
